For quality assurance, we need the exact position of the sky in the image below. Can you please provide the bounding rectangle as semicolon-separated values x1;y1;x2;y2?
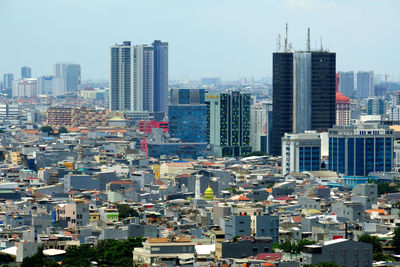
0;0;399;81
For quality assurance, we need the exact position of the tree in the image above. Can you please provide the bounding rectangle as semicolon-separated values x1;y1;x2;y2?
39;126;54;134
0;253;13;265
245;151;265;157
115;203;139;219
58;126;69;134
21;247;58;267
358;234;382;253
373;252;394;262
393;227;400;254
296;239;316;253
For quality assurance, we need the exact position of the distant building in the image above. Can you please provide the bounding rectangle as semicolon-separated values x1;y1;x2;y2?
201;77;220;87
336;92;351;126
206;91;251;157
12;78;38;98
390;105;400;121
46;107;73;128
168;89;207;143
367;97;385;115
338;71;354;98
37;75;55;95
250;103;272;154
272;51;336;156
139;120;168;134
282;131;321;175
328;124;394;176
357;71;374;98
53;63;81;93
301;239;372;267
3;73;14;95
21;66;31;79
110;40;168;119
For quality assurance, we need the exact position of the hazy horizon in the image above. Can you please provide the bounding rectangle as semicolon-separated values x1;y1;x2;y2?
1;0;399;82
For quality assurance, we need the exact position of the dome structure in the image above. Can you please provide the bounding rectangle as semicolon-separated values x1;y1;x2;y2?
204;185;214;200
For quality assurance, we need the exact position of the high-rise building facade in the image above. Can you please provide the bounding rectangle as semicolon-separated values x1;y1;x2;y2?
53;62;81;94
328;124;394;176
153;40;168;118
21;66;32;79
206;91;251;157
338;71;354;98
66;64;81;91
357;71;374;98
271;51;336;156
282;131;321;175
3;73;14;95
168;89;207;143
367;97;385;115
336;92;351;126
250;103;272;154
12;78;38;98
110;40;167;118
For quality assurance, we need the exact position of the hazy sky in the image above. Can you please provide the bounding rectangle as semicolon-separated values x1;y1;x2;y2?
1;0;399;81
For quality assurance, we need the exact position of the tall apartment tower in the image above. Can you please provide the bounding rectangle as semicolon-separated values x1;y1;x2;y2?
153;40;168;119
357;71;374;98
272;51;336;156
21;66;32;79
338;71;354;98
206;91;251;157
110;40;167;119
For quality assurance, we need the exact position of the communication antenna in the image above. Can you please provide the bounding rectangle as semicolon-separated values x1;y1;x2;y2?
276;34;281;52
320;36;323;51
307;27;311;51
284;22;288;52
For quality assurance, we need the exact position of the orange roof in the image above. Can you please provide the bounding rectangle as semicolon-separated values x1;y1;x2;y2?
366;209;387;215
336;91;350;103
267;188;273;193
23;129;39;134
164;162;193;168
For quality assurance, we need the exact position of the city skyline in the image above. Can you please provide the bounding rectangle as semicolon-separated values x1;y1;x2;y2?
1;0;399;81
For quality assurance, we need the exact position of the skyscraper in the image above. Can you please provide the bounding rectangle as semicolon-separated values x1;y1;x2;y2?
110;40;167;119
338;71;354;98
3;73;14;95
53;62;81;94
168;89;207;143
271;51;336;156
21;66;31;79
250;103;272;154
206;91;251;157
66;64;81;91
153;40;168;119
357;71;374;98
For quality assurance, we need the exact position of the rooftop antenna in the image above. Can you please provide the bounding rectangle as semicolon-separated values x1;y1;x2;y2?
307;27;311;51
276;34;281;52
320;36;323;51
284;22;288;52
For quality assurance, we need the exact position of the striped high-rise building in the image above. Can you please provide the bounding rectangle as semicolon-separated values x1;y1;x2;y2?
110;40;168;120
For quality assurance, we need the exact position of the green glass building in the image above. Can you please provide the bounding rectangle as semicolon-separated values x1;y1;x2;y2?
206;91;251;157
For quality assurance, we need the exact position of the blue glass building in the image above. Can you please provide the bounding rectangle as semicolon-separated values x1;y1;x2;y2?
328;124;394;176
168;89;207;143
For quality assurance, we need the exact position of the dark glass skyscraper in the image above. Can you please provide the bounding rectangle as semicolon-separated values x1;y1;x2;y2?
271;51;336;156
168;89;207;143
153;40;168;118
